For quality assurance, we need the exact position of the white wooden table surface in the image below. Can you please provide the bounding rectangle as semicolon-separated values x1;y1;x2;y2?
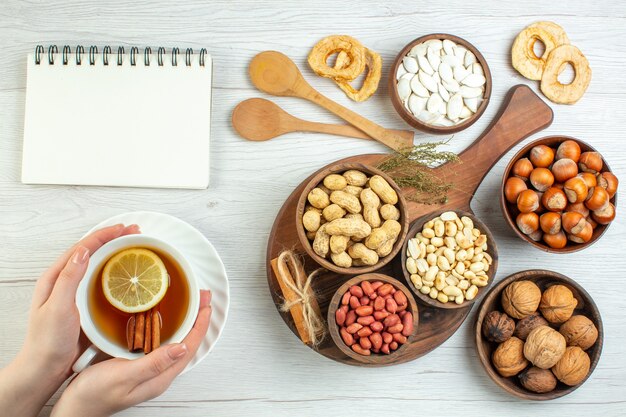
1;1;625;415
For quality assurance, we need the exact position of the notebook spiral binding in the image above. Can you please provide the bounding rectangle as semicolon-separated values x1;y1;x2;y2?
34;45;208;67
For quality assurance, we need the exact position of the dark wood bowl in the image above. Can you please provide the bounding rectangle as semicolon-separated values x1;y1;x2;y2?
296;162;409;274
500;136;617;253
475;269;603;400
327;273;419;365
400;209;498;309
388;33;492;134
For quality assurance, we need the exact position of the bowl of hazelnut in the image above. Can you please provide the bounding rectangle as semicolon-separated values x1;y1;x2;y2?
475;269;603;400
501;136;618;253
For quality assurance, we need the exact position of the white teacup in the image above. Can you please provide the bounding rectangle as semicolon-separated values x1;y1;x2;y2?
73;234;200;373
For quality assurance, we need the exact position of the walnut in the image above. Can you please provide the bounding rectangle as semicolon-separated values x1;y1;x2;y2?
501;280;541;319
552;346;590;386
519;366;557;393
540;284;578;324
492;336;528;377
514;313;549;340
523;325;566;369
559;315;598;350
482;311;515;343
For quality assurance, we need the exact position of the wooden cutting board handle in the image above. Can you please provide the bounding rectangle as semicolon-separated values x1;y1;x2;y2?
435;85;554;211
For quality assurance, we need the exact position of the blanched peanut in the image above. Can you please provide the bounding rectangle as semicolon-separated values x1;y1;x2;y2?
330;191;361;214
307;188;330;209
323;174;347;190
322;204;346;222
369;175;398;204
302;210;321;232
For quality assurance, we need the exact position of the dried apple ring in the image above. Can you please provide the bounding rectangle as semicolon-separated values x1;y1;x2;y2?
333;49;382;102
540;44;591;104
308;35;365;81
512;22;569;80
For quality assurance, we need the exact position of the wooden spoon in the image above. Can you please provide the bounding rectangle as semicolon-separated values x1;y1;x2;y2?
232;98;414;143
249;51;412;151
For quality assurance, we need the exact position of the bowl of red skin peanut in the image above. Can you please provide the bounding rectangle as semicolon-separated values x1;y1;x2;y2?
328;273;419;365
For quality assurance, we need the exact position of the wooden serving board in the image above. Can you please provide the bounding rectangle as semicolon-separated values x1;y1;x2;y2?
266;85;553;366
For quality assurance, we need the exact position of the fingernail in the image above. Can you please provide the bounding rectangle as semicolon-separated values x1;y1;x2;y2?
167;343;187;359
72;246;89;264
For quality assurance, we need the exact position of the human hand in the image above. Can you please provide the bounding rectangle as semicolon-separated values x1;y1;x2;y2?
51;290;212;417
0;224;139;417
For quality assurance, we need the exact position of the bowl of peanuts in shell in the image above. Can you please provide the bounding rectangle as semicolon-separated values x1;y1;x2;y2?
296;162;409;274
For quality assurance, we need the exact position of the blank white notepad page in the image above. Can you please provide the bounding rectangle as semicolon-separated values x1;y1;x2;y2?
22;51;212;189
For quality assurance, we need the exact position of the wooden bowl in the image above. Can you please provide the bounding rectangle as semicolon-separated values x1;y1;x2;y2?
400;209;498;309
296;162;409;274
327;273;419;365
389;33;492;134
500;136;617;253
475;269;603;400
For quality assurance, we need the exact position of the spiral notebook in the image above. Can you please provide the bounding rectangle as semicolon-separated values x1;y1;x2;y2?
22;45;213;189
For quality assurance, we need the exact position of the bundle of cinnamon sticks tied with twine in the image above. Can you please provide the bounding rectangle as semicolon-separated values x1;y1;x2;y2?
127;307;161;354
271;250;326;347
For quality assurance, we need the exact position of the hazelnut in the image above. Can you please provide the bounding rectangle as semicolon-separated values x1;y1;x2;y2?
541;187;567;211
539;212;561;235
519;366;558;393
569;222;593;244
592;202;616;225
501;280;541;319
516;212;539;235
530;168;555;192
543;230;568;249
540;285;578;324
492;336;528;377
517;189;540;213
585;187;609;211
566;202;589;218
578;172;597;189
514;313;549;340
504;177;528;204
563;176;588;203
551;158;578;183
552;346;590;386
561;211;587;235
559;315;598;350
512;158;534;180
578;151;603;173
530;145;555;168
596;171;618;198
524;325;567;369
586;215;598;229
482;311;515;343
527;229;543;242
556;140;581;163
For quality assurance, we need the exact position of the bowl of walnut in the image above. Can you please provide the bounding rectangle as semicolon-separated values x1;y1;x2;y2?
475;269;603;400
296;162;409;274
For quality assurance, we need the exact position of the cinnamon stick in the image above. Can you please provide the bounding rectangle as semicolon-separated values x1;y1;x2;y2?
132;311;145;351
151;308;161;350
143;309;152;354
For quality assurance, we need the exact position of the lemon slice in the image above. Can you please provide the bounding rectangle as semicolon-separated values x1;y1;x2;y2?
102;248;169;313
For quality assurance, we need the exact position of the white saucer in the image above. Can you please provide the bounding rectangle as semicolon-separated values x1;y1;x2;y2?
86;211;229;373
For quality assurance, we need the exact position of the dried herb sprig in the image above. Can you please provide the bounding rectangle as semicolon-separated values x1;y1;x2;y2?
377;141;459;204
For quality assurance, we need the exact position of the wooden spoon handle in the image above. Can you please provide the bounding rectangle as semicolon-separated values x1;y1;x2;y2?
297;119;414;142
301;88;412;151
437;85;554;210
